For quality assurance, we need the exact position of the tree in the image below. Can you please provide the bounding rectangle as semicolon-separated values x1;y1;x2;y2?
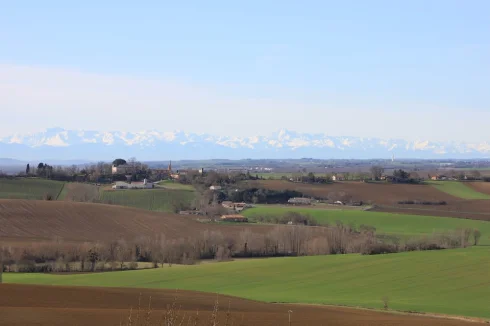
112;158;127;167
88;247;100;272
0;248;3;283
37;162;44;170
370;166;384;180
128;157;139;174
306;172;316;183
393;169;410;180
473;229;481;245
471;170;481;179
25;164;30;175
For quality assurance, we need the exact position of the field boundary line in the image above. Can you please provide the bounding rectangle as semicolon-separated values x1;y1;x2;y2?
55;183;66;200
378;205;490;216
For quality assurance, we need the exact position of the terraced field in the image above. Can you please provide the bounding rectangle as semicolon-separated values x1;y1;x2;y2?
5;247;490;320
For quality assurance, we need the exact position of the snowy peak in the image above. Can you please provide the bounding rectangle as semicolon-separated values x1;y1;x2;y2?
0;128;489;160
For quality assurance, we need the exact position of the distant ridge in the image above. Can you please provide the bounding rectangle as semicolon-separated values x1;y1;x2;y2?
1;128;489;160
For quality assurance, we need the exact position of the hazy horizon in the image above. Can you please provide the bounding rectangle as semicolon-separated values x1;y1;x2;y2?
1;1;490;142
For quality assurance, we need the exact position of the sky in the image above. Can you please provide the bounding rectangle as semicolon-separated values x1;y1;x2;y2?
1;0;490;141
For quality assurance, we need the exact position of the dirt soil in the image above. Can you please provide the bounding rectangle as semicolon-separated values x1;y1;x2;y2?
0;284;481;326
245;180;456;205
467;182;490;195
373;200;490;221
0;200;278;245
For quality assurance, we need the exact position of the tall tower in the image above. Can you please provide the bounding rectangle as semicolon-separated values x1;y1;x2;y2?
392;153;395;162
168;160;172;172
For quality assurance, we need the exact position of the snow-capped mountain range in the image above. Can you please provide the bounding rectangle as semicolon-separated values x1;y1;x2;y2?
0;128;489;160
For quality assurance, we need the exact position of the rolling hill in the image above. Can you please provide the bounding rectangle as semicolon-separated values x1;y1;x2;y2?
0;200;272;244
6;247;490;320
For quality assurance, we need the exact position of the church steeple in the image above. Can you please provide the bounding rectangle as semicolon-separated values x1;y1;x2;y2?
168;160;172;172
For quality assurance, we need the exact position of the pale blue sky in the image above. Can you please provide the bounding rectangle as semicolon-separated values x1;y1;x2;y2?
1;1;490;141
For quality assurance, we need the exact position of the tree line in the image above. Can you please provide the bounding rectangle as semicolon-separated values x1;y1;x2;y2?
0;220;481;273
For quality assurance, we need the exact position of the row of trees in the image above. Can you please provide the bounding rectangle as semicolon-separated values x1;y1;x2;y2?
0;222;481;273
19;157;152;183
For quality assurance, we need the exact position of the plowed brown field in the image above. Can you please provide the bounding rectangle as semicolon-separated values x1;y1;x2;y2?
373;200;490;221
0;200;275;244
467;182;490;195
0;284;480;326
245;180;456;205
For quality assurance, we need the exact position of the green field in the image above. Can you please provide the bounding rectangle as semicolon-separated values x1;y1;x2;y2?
156;180;196;191
5;247;490;319
428;181;490;199
99;188;195;213
254;172;294;179
243;206;490;245
0;178;65;200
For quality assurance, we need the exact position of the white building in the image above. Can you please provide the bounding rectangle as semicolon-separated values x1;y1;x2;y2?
112;164;131;174
209;185;222;191
112;179;154;189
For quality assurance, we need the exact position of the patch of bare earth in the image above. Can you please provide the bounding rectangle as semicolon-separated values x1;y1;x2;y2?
0;284;482;326
0;199;277;245
467;182;490;195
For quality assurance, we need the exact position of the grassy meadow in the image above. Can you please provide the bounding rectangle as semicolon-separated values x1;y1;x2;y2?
156;180;196;191
99;188;195;213
0;178;65;200
243;206;490;245
5;247;490;319
428;181;490;199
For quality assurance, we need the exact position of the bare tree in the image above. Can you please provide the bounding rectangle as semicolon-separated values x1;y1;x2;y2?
0;248;3;283
471;170;481;179
473;229;481;246
370;166;384;180
128;157;139;174
116;239;132;270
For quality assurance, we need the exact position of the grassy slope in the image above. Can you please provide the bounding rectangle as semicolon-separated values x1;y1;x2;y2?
6;247;490;319
0;178;65;200
243;206;490;245
428;181;490;199
99;188;195;213
156;180;196;191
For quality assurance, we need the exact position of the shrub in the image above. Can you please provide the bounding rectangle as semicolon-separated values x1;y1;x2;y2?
397;200;447;205
128;262;138;270
43;193;54;201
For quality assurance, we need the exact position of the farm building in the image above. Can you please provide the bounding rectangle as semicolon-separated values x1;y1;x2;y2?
332;174;345;181
220;214;248;222
221;201;249;212
112;179;154;189
209;185;222;191
431;175;449;181
171;168;204;180
288;197;312;205
221;201;233;208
